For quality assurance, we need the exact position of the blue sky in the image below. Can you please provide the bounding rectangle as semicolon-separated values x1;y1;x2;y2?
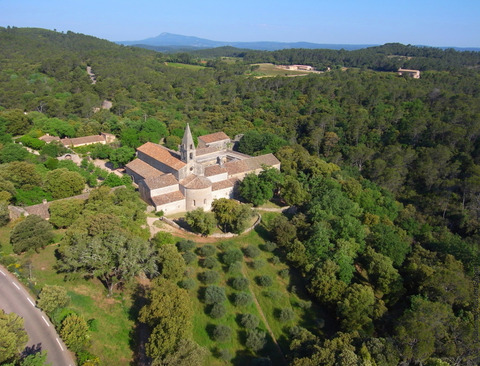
1;0;479;47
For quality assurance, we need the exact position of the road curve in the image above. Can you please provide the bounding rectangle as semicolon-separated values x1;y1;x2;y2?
0;265;76;366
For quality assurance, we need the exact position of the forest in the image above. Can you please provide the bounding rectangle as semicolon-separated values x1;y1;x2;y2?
0;27;479;366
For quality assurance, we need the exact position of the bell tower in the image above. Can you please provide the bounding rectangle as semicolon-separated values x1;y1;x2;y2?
180;123;195;164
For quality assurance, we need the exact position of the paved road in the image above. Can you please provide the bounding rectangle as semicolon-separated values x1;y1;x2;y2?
0;265;75;366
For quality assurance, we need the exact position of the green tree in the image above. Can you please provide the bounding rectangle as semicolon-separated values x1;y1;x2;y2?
37;285;70;315
58;230;156;295
10;215;54;254
0;310;28;364
0;201;10;226
185;208;216;235
60;314;89;352
212;198;253;234
109;146;135;168
156;339;207;366
245;329;267;352
337;284;376;332
239;173;273;206
19;351;49;366
156;245;186;281
48;198;84;228
140;278;194;361
0;143;29;163
44;168;85;199
0;161;41;189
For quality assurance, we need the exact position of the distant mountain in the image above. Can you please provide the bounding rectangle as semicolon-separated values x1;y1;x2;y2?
117;32;375;51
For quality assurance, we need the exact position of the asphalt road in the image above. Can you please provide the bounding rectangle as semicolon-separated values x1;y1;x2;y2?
0;265;76;366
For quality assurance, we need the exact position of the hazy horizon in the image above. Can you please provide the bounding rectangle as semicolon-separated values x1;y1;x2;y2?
1;0;479;48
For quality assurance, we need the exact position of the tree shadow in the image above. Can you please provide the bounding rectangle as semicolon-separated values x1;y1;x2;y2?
128;284;150;366
22;343;42;357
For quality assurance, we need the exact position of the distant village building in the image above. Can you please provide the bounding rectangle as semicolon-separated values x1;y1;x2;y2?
398;68;421;79
125;125;281;215
278;64;315;71
39;132;116;148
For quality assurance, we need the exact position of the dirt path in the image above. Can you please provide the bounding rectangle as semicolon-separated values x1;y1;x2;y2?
146;217;222;243
241;264;288;366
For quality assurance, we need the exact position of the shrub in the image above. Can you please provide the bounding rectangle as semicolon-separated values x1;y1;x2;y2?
60;314;89;352
76;350;100;366
245;329;267;351
37;285;70;315
204;286;226;304
155;210;164;217
199;270;220;285
298;300;312;310
263;290;282;300
243;245;261;258
270;256;280;265
256;275;273;287
222;249;243;265
212;324;232;342
227;261;242;274
240;313;260;329
218;349;233;361
185;208;216;235
209;303;226;319
231;277;249;291
202;256;219;269
178;278;196;290
177;239;196;252
232;292;252;307
250;260;265;270
277;308;295;322
182;251;197;265
262;241;277;252
10;215;54;254
151;231;176;247
198;244;216;257
278;268;290;279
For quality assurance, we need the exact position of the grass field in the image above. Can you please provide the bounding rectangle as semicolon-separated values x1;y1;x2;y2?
0;211;324;365
165;62;206;70
247;63;313;77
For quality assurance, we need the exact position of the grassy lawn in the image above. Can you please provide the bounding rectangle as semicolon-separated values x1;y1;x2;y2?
165;62;206;70
1;228;136;366
180;217;323;365
29;245;136;365
247;63;311;77
0;211;323;365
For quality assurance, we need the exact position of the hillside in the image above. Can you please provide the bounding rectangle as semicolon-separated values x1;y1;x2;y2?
0;27;479;366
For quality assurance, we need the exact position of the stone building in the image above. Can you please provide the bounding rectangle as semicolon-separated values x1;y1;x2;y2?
125;125;281;215
39;132;116;148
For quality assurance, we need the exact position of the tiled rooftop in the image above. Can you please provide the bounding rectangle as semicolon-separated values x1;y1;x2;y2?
181;175;212;189
151;191;185;206
126;159;164;179
137;142;186;170
198;131;230;144
212;179;235;191
144;174;178;190
204;165;227;177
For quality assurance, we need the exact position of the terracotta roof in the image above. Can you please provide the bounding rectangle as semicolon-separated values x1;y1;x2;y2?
198;132;230;144
212;179;234;191
152;191;185;206
244;154;281;170
125;159;164;179
137;142;186;170
181;175;212;189
39;134;60;143
224;160;250;176
205;165;227;177
196;146;221;156
143;174;178;190
61;135;105;147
